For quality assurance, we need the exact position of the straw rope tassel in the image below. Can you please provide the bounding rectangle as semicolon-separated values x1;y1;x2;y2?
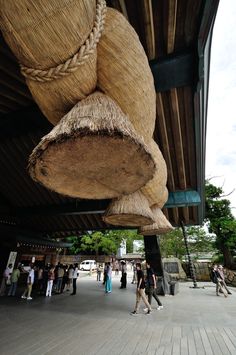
20;0;107;82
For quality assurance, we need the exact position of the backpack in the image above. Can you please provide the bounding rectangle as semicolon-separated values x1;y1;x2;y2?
210;270;217;284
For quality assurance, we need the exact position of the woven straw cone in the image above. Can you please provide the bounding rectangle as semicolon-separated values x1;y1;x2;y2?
0;0;98;125
103;191;155;227
141;140;168;206
97;8;156;139
28;92;155;199
104;141;169;226
139;205;174;235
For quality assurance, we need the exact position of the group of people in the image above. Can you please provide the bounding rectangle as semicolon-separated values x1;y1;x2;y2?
1;262;79;300
211;264;232;297
130;262;163;315
99;260;164;315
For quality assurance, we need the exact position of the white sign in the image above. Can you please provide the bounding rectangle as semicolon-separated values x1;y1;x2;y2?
6;251;17;272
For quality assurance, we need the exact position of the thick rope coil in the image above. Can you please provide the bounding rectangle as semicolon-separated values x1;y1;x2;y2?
20;0;106;82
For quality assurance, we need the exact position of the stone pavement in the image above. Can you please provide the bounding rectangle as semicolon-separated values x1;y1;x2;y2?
0;272;236;355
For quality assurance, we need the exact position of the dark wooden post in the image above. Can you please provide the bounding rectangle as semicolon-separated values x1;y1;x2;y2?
144;235;167;295
143;235;163;276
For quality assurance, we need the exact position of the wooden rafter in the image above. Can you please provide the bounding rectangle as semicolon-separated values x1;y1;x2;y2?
170;88;187;190
141;0;155;60
156;93;175;191
167;0;178;54
118;0;129;21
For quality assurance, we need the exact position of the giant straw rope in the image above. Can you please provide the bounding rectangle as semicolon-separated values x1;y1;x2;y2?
20;0;106;82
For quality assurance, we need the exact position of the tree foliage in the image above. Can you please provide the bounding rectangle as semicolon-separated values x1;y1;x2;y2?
67;229;143;256
159;226;215;260
205;180;236;268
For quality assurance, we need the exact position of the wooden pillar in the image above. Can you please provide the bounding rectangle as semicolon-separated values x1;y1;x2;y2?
144;235;163;277
144;235;165;295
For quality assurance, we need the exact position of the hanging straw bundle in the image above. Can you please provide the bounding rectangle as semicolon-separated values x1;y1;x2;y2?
0;1;161;203
28;92;155;199
139;205;174;235
141;140;168;206
97;8;156;139
103;191;155;227
103;140;169;227
0;0;101;125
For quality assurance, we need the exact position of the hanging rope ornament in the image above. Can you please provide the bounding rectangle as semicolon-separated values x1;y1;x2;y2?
20;0;107;82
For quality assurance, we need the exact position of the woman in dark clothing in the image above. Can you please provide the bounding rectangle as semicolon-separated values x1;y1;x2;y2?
130;263;152;315
144;262;163;311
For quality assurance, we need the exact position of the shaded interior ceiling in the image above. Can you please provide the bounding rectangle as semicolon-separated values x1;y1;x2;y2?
0;0;219;237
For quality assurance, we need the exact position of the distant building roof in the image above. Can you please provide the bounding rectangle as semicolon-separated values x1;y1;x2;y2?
118;253;144;260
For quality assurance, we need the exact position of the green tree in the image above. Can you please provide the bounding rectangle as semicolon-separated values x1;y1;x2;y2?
104;229;143;253
67;229;143;256
186;226;216;256
205;180;236;268
80;231;117;256
159;228;185;259
159;226;216;260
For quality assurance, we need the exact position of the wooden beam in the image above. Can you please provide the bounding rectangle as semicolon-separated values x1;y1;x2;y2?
141;0;155;60
167;0;178;54
1;190;201;220
165;190;201;208
0;96;22;111
170;88;187;190
9;200;109;217
0;71;32;100
0;105;52;139
150;51;196;92
0;56;25;84
0;84;31;106
156;93;175;190
118;0;129;20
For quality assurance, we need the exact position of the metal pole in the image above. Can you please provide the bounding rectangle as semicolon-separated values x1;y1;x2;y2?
180;221;198;288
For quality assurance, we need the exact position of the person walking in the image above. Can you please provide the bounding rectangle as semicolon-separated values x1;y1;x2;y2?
71;263;79;295
21;264;35;300
56;264;64;293
103;263;108;285
66;264;73;291
130;263;152;315
120;261;127;289
105;262;112;293
144;262;163;311
115;261;119;276
211;264;228;297
37;264;44;294
46;266;55;297
0;263;12;296
8;265;21;297
217;265;232;295
131;263;137;284
97;264;103;281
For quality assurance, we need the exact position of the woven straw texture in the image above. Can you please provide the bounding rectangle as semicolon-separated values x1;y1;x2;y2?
141;140;168;207
97;8;156;139
29;92;155;199
103;191;155;227
139;205;174;235
0;0;99;125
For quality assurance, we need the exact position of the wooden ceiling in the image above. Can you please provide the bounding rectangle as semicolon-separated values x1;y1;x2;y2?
0;0;219;237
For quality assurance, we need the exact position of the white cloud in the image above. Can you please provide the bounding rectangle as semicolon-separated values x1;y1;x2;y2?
206;0;236;215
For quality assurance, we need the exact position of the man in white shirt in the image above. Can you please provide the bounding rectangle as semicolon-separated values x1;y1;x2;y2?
21;264;35;300
71;263;79;295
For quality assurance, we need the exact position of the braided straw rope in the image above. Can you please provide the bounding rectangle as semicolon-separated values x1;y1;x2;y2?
20;0;107;82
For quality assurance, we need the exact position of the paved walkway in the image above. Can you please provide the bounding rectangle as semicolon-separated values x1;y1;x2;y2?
0;272;236;355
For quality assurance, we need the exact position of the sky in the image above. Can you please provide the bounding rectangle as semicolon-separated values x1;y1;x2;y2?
206;0;236;216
